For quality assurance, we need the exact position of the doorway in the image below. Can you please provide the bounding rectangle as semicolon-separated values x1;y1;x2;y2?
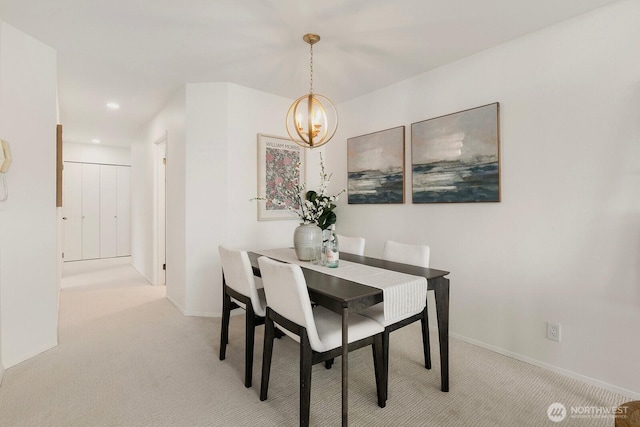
154;134;167;286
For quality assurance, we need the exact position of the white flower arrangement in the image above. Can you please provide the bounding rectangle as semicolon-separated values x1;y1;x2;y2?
255;153;345;230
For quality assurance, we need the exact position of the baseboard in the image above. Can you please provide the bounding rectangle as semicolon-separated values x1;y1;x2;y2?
166;296;185;314
3;339;58;369
0;363;5;387
183;309;220;318
449;331;640;400
165;295;221;318
131;264;153;285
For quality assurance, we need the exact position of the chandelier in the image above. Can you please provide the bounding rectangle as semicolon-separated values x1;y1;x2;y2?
286;34;338;149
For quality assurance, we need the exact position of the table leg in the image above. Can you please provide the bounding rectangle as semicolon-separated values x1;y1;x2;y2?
342;307;349;426
434;277;450;392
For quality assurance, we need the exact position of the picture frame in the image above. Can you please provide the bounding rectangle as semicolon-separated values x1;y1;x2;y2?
347;126;405;204
256;133;306;220
411;103;500;203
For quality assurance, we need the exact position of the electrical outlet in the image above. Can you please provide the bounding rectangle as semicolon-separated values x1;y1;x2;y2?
547;322;561;342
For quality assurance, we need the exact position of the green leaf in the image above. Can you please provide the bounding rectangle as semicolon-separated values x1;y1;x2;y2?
317;210;337;230
305;190;317;203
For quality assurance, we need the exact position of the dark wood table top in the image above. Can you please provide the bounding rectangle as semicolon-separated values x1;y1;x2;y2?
247;250;450;314
339;252;450;286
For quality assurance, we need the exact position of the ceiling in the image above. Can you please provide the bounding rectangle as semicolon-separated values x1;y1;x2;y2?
0;0;619;147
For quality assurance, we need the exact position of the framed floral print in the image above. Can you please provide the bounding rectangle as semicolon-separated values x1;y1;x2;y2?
256;134;306;220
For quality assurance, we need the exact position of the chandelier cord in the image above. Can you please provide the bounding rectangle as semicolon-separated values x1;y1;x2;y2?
309;42;314;94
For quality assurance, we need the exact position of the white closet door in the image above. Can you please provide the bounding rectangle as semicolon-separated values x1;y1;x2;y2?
81;163;100;259
62;162;83;261
100;165;118;258
116;166;131;257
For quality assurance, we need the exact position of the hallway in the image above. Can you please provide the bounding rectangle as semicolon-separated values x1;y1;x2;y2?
0;257;290;426
62;257;146;289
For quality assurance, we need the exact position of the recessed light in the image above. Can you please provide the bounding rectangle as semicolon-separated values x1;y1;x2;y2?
106;102;120;110
91;139;101;144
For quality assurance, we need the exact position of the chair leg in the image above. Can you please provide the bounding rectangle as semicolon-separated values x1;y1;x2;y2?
324;358;334;369
372;334;387;408
219;287;231;360
421;307;431;370
300;331;313;427
382;329;390;402
260;314;275;401
245;304;256;388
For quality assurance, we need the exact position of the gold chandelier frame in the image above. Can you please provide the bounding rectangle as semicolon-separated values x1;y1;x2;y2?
286;34;338;149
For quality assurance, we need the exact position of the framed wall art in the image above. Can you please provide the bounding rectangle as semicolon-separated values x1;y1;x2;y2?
347;126;405;204
411;103;500;203
256;134;305;220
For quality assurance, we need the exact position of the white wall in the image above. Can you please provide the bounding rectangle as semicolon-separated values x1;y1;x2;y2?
135;82;294;316
226;83;323;248
132;87;186;303
183;83;297;316
131;132;155;284
0;22;59;368
325;0;640;397
63;141;130;165
182;83;228;315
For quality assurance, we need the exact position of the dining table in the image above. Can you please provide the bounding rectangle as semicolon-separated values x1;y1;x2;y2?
248;249;450;426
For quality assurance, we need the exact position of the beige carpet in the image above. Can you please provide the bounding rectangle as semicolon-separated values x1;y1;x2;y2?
0;258;629;426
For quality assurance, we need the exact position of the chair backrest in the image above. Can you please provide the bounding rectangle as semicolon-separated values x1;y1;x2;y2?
218;246;266;316
382;240;430;268
257;256;324;351
336;234;365;256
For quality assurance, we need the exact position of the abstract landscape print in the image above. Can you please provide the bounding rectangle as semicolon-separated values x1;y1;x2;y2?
411;103;500;203
347;126;405;204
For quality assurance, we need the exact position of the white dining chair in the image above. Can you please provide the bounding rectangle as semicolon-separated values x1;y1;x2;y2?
218;245;267;388
359;240;431;400
336;234;365;256
382;240;430;269
257;256;387;426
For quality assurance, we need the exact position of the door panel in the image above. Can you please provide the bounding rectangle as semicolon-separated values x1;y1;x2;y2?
157;142;166;285
62;162;82;261
100;165;117;258
81;163;100;259
63;162;131;261
116;166;131;257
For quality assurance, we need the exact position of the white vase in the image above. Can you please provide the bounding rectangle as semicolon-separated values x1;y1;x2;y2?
293;223;322;261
